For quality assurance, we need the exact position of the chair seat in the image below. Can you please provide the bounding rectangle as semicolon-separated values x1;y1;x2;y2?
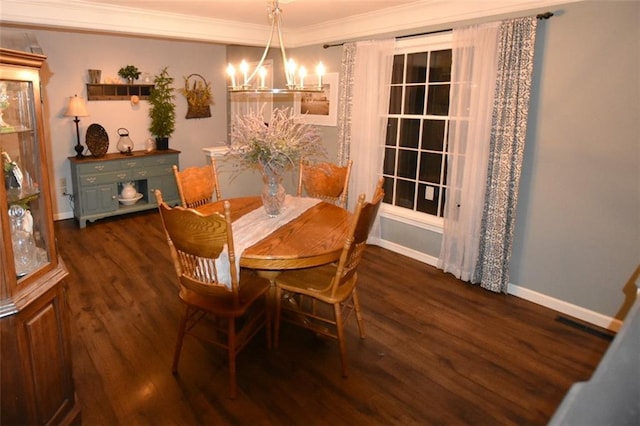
275;264;357;304
179;270;270;317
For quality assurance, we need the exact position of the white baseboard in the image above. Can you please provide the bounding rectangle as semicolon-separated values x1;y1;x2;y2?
508;284;623;333
371;238;439;267
372;240;622;333
54;211;74;221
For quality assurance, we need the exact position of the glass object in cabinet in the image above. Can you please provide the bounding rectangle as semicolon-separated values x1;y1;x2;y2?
1;79;51;280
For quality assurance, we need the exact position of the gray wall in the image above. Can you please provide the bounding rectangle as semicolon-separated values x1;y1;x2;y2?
511;1;639;321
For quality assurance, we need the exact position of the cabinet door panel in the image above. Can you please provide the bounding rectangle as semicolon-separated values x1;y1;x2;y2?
23;295;70;423
148;174;178;202
82;184;116;214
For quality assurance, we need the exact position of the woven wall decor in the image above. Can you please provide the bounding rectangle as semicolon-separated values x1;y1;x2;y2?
86;123;109;157
181;73;212;119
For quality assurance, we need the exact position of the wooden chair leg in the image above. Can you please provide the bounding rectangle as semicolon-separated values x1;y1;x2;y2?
333;303;348;378
172;305;190;374
265;294;272;349
228;318;237;399
274;287;282;349
352;289;366;339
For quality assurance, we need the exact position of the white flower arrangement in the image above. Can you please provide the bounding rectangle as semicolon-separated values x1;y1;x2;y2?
227;107;326;175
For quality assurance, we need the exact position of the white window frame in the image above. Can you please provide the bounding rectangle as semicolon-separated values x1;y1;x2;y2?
380;32;452;234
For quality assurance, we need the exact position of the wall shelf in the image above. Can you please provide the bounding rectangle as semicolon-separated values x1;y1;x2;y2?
86;83;154;100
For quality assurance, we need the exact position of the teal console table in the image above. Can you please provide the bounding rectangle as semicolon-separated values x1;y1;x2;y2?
69;149;180;228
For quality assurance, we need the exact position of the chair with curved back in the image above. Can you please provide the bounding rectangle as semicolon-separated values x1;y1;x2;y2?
297;159;353;208
173;156;222;208
274;177;384;377
154;189;270;399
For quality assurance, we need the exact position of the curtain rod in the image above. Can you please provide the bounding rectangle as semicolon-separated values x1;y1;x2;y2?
322;11;553;49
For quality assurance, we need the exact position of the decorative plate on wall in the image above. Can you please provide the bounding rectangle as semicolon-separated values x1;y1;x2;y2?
86;123;109;157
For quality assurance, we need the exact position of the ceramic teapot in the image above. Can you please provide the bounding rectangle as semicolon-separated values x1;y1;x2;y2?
120;182;137;199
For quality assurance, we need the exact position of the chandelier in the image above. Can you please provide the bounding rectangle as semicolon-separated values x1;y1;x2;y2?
226;0;325;93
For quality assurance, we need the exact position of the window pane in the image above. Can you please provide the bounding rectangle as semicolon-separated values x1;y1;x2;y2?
439;185;446;217
392;55;404;84
386;117;398;146
421;119;445;151
397;149;417;179
404;85;425;115
383;147;396;175
399;118;420;148
416;184;439;215
406;52;428;83
383;177;394;204
419;152;442;183
429;50;452;82
389;86;403;114
426;84;450;115
395;179;415;209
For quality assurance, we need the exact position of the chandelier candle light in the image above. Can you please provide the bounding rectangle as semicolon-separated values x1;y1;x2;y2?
226;0;325;93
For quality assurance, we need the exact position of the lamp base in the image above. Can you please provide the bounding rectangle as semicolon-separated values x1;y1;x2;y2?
74;143;85;159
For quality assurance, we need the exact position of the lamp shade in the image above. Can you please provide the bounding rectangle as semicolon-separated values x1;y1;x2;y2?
64;94;89;117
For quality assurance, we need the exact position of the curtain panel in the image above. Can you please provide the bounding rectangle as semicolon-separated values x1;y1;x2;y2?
474;17;538;292
338;39;394;240
438;22;501;282
440;17;537;293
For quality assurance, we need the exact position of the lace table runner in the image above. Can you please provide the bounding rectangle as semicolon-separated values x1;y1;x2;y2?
215;195;321;288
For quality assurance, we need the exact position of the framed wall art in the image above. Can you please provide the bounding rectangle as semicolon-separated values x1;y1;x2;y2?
294;72;338;126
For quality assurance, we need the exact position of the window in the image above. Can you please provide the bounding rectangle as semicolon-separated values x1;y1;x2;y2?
382;34;452;228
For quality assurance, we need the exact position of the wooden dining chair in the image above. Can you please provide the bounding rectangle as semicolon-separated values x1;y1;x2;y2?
172;156;222;208
154;189;271;399
297;159;352;208
274;177;384;377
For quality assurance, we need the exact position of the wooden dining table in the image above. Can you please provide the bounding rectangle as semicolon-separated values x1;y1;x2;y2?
196;196;351;275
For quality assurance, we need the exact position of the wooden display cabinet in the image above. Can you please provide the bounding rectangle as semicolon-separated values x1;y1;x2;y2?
0;48;81;424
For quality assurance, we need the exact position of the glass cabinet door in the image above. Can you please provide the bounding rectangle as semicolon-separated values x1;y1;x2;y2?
1;69;54;285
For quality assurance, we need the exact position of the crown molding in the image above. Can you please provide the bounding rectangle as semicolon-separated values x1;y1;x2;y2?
0;0;271;45
1;0;581;46
291;0;581;46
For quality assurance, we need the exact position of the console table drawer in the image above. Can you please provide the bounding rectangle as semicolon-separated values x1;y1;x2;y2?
80;171;131;186
132;165;173;179
76;161;123;174
140;154;178;167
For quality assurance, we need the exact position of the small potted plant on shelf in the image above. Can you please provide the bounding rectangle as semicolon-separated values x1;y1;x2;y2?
118;65;141;84
148;67;176;150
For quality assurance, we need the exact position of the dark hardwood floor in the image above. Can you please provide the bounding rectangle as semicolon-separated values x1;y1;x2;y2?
54;210;611;425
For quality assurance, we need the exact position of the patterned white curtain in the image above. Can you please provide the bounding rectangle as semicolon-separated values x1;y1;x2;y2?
440;17;537;293
337;39;394;239
474;17;538;292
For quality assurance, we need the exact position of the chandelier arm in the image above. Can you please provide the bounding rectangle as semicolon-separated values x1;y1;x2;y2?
246;18;277;85
274;10;292;87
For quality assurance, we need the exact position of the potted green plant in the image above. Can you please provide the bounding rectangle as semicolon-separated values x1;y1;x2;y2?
148;67;176;150
117;65;141;83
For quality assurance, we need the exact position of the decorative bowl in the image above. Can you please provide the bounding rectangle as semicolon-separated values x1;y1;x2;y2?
118;192;143;206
